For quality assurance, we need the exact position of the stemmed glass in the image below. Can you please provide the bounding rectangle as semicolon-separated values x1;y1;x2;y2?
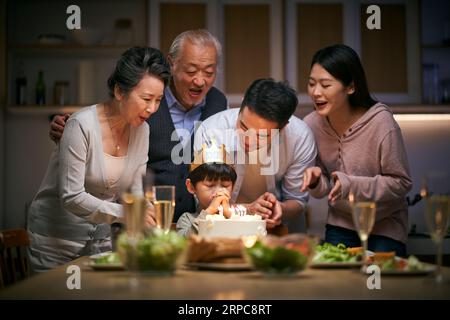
349;192;376;268
121;192;146;238
152;185;175;233
421;172;450;283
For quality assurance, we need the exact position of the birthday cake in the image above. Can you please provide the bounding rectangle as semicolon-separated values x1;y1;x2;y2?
198;205;267;239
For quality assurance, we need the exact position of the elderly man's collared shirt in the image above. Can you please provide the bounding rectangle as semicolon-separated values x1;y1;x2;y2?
165;86;205;147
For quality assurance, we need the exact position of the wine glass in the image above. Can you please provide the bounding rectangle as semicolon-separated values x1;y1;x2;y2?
117;172;147;238
121;191;146;237
152;185;175;233
421;172;450;283
349;193;376;268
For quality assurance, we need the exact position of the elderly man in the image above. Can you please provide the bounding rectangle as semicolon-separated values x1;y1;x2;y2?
194;78;317;231
49;30;227;220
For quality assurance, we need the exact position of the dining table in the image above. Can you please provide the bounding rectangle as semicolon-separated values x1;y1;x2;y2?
1;256;449;300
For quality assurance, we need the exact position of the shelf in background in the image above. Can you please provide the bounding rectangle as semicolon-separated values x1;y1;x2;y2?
294;104;450;118
390;104;450;113
7;104;450;117
7;44;139;58
421;44;450;49
6;105;83;115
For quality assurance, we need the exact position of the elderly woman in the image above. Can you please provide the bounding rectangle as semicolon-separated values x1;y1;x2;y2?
27;47;170;272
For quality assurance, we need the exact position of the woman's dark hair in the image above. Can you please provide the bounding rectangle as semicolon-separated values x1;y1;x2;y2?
107;46;171;98
240;78;298;127
310;44;377;109
188;163;237;186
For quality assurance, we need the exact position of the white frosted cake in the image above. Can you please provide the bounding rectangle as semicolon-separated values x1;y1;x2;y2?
198;205;267;239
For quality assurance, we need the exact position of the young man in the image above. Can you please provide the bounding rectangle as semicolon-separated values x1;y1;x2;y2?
194;78;317;231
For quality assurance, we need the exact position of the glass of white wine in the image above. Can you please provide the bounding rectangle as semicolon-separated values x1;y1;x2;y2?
122;191;147;237
350;197;376;268
153;185;175;233
421;172;450;283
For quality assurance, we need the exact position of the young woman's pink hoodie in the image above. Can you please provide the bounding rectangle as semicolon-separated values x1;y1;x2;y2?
304;103;412;243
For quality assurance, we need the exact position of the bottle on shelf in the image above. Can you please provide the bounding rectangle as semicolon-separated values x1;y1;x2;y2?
35;70;46;105
114;19;134;45
15;61;27;105
442;79;450;104
53;81;69;105
422;63;440;104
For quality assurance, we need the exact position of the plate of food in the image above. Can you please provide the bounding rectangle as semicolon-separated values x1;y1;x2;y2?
311;243;367;268
185;236;249;271
365;252;436;276
87;251;124;271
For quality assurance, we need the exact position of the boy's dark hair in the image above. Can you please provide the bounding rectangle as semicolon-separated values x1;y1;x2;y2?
188;163;237;186
240;78;298;127
107;46;171;97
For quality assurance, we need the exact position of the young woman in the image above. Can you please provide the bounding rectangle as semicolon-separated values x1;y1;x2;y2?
301;44;412;256
27;47;170;272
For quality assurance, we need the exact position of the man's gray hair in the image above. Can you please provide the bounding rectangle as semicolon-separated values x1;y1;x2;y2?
168;29;222;62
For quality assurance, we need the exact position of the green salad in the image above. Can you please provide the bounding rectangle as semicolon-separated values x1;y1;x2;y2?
118;229;187;272
93;252;121;265
378;255;426;271
404;256;426;271
312;243;362;263
244;240;309;274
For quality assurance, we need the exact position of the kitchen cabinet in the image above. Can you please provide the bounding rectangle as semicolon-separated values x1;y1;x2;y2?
6;0;147;111
420;0;450;105
285;0;421;105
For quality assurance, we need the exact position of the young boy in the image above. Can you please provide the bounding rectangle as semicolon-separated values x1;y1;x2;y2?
176;162;237;237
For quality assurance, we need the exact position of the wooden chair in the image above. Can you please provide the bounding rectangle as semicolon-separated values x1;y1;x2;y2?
0;229;30;288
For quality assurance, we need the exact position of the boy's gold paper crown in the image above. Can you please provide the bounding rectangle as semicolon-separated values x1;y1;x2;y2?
190;139;231;172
